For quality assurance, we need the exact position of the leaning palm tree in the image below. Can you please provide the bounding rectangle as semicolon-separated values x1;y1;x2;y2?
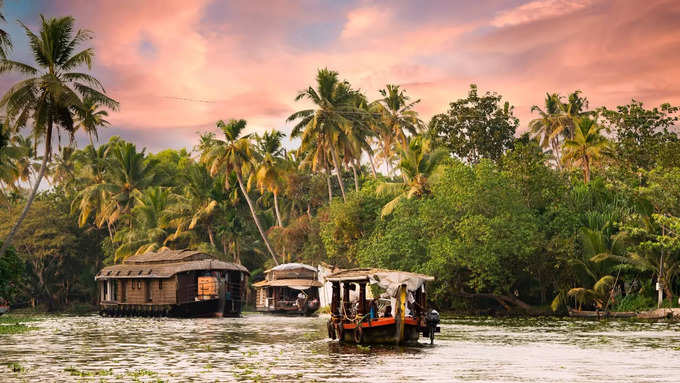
376;136;448;216
252;130;287;227
562;116;609;183
200;119;279;265
287;68;357;202
0;15;118;257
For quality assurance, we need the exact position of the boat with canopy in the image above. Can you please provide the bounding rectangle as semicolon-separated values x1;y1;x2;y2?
325;268;440;345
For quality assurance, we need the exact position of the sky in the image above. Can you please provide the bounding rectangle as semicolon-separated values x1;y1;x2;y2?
2;0;680;152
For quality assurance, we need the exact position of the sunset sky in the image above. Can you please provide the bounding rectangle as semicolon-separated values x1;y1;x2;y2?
2;0;679;152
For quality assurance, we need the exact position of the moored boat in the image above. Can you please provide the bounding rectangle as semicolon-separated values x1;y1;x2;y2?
253;263;322;315
325;268;440;345
95;249;249;317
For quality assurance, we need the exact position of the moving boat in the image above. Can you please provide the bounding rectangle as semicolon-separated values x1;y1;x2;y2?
253;263;322;315
95;249;249;317
325;268;440;345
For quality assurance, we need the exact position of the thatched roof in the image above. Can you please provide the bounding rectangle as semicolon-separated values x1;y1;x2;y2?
96;250;248;280
124;249;211;264
325;268;434;282
264;262;317;274
252;278;322;288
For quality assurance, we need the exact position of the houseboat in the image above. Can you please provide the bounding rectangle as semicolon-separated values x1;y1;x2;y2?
95;249;249;317
325;268;440;345
253;263;322;315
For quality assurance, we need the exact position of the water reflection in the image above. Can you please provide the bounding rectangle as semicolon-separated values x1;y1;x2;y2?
2;314;680;382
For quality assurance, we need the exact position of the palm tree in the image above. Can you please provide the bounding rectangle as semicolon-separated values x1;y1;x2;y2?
166;162;219;248
113;186;172;261
529;93;570;168
49;146;76;186
200;119;279;265
287;68;357;202
562;116;609;183
76;96;111;145
0;15;118;257
252;130;287;227
371;84;422;150
72;142;111;234
376;136;448;216
0;125;24;193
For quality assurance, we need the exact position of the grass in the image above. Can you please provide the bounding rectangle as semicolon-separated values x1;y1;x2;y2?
0;313;44;335
613;294;656;312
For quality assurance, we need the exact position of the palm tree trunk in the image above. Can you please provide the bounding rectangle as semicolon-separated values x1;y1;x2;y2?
351;162;359;192
273;190;283;227
207;226;216;247
584;154;591;183
235;170;278;265
330;146;346;202
325;166;333;204
367;151;378;178
0;122;51;257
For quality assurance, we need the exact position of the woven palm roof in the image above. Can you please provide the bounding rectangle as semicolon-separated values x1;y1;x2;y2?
96;251;249;280
325;268;434;282
252;278;322;288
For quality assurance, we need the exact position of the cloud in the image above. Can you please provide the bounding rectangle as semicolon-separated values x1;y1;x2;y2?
491;0;595;27
3;0;680;151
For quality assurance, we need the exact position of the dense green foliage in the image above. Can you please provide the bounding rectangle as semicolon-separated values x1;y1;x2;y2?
2;14;680;314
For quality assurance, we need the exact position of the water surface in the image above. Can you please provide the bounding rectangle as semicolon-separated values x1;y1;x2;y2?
2;314;680;382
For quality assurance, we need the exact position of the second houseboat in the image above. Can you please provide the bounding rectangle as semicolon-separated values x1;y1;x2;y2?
253;263;322;315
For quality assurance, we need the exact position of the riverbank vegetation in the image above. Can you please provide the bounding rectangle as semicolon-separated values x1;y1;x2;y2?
1;13;680;315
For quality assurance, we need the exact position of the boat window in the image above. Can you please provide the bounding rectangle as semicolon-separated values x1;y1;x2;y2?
131;280;135;289
137;280;142;289
121;280;127;302
159;279;163;290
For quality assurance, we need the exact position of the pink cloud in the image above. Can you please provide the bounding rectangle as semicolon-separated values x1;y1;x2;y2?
14;0;675;151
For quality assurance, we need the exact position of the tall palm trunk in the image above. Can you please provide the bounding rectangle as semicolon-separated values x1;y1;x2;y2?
235;170;278;265
0;122;51;257
583;154;591;183
273;190;283;227
367;151;378;178
325;165;333;204
330;146;346;202
207;226;216;248
351;161;359;192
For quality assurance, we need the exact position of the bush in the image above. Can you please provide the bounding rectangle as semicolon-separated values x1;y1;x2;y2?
612;294;655;312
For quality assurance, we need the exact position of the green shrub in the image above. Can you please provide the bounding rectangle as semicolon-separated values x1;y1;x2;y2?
613;294;655;312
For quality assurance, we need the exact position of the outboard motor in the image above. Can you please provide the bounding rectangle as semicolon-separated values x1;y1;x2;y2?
425;309;440;345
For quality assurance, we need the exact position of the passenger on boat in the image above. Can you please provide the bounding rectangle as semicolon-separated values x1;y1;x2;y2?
383;303;392;318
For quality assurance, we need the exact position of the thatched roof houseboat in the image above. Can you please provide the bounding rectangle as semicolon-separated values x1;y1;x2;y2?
95;249;249;317
253;263;322;315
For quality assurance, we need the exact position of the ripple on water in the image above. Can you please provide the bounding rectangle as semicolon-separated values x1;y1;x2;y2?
1;314;680;382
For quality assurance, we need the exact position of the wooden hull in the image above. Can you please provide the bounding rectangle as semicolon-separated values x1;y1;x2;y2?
331;317;423;345
99;298;243;318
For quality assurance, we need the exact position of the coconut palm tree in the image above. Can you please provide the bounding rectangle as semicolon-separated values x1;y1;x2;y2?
252;130;287;227
0;15;118;257
562;116;609;183
166;162;219;248
287;68;357;202
529;93;570;168
376;136;448;216
371;84;422;150
72;142;112;234
113;186;172;261
567;275;616;311
76;96;111;145
200;119;279;265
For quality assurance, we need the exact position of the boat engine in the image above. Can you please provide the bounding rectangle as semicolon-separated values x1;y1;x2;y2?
425;309;440;344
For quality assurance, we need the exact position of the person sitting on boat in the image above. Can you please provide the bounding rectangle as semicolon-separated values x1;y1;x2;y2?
383;303;392;318
368;299;378;320
296;291;306;309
